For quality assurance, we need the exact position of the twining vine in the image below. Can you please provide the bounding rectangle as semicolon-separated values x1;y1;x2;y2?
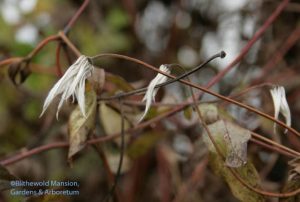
0;0;300;200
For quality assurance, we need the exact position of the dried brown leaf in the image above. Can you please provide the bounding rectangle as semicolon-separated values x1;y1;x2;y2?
202;120;264;202
68;90;97;159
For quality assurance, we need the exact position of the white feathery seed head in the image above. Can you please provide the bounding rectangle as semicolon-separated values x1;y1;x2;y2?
40;55;94;119
270;86;291;133
139;64;170;122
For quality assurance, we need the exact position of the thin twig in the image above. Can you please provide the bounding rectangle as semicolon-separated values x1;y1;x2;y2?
104;98;125;202
55;43;63;77
58;31;81;57
250;138;294;158
194;103;300;197
0;35;59;68
122;82;274;107
91;53;300;137
61;43;74;65
1;109;299;169
27;35;60;59
94;52;225;100
0;57;22;67
252;27;300;84
63;0;90;34
182;62;300;197
0;142;69;166
92;144;121;202
251;132;300;157
205;0;290;89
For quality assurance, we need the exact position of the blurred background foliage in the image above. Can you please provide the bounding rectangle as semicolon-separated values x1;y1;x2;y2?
0;0;300;201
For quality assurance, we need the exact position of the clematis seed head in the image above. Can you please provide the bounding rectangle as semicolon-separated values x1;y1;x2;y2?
270;86;291;134
139;65;170;122
40;55;94;119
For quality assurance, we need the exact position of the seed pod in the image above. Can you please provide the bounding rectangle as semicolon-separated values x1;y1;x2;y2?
8;60;31;85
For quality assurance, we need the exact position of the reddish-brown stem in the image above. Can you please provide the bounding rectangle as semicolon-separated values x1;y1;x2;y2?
55;43;63;77
190;60;299;197
61;44;74;65
191;78;291;197
0;142;69;166
0;35;59;68
252;27;300;84
63;0;90;34
250;138;294;158
205;0;290;89
0;134;119;166
0;57;22;67
1;118;298;168
122;82;274;107
59;31;81;57
92;53;300;137
229;161;300;197
196;111;300;198
251;132;300;157
1;0;89;69
27;35;60;59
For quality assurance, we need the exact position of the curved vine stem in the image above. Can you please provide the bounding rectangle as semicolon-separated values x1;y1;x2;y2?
91;53;300;138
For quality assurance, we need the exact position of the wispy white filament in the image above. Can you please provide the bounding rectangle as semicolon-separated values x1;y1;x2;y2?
270;86;291;133
139;65;170;122
40;55;94;119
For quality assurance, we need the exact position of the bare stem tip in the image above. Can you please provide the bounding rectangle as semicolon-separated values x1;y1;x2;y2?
220;51;226;58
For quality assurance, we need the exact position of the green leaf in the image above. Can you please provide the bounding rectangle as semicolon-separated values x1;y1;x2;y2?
68;90;97;159
203;120;264;202
0;165;18;191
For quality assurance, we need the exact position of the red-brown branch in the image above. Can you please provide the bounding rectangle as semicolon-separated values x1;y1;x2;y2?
206;0;290;89
252;27;300;84
27;35;60;59
55;43;63;77
93;53;300;137
63;0;90;34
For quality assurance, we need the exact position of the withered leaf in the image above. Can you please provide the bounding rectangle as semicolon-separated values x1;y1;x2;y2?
89;68;105;94
68;90;97;159
8;60;31;85
279;157;300;202
202;120;264;202
203;120;251;167
287;157;300;180
99;102;130;145
105;73;134;93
